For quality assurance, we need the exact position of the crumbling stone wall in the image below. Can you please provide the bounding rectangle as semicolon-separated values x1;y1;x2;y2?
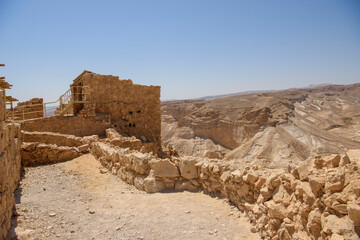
21;115;110;137
20;131;100;166
75;72;161;152
23;131;86;147
14;98;44;120
0;122;22;239
0;91;4;121
90;141;360;240
21;142;82;166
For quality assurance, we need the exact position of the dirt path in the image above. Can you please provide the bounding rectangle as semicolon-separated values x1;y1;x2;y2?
9;154;260;240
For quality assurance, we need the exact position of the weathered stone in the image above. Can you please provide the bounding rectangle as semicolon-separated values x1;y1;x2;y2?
347;202;360;226
324;154;341;168
294;163;310;181
273;185;291;206
174;181;198;192
339;155;351;167
243;171;259;185
308;175;325;197
203;150;222;159
260;187;272;201
143;175;165;193
134;175;146;191
150;159;179;178
325;171;345;193
179;157;198;179
295;182;316;205
231;169;243;183
321;214;354;236
265;200;287;219
306;209;321;238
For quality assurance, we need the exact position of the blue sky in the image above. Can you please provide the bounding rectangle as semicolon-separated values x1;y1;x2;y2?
0;0;359;102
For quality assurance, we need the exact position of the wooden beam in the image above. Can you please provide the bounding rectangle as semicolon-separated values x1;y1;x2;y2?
0;80;12;89
0;77;5;80
0;64;5;67
5;96;18;102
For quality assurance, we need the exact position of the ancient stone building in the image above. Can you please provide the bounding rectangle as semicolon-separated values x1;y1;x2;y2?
22;71;162;152
72;71;161;145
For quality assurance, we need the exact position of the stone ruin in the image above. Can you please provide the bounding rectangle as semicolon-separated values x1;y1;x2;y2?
1;69;360;240
13;98;44;120
20;70;162;154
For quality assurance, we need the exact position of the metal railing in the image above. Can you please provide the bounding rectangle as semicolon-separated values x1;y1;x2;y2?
7;85;92;121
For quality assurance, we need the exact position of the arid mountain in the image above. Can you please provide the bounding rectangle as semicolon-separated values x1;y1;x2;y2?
161;83;360;168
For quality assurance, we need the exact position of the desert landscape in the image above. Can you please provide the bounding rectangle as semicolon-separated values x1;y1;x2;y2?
1;69;360;240
1;1;360;240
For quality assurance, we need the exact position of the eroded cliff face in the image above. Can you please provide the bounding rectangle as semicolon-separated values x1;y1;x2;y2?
161;83;360;167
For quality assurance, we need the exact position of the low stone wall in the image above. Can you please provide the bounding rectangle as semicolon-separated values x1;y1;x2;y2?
104;128;142;151
23;131;86;147
90;141;360;240
21;142;82;166
0;122;22;239
21;133;99;166
104;128;159;154
21;115;110;137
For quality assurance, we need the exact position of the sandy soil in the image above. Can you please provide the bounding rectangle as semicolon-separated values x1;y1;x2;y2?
8;154;260;240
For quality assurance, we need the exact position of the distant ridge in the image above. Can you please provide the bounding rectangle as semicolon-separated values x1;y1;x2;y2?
162;83;334;103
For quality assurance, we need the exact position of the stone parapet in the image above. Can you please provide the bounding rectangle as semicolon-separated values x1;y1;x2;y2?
0;122;22;239
21;115;110;137
21;142;82;166
90;141;360;240
22;131;86;147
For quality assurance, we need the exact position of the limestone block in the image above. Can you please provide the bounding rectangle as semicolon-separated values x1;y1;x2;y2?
150;159;179;178
273;185;291;207
243;171;259;185
325;170;345;193
144;175;165;193
347;202;360;226
264;200;287;219
179;157;198;179
130;152;150;175
134;174;146;191
321;214;354;236
306;208;321;238
174;180;198;192
308;175;325;197
339;155;351;167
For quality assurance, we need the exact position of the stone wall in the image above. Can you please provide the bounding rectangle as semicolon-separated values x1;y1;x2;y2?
21;132;99;166
14;98;44;120
21;115;110;137
0;91;4;121
23;131;86;147
0;122;22;239
76;71;161;151
90;142;360;240
21;142;82;166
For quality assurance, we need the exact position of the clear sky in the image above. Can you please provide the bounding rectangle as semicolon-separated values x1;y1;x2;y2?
0;0;359;102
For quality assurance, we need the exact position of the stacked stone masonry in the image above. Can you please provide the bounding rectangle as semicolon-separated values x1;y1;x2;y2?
20;131;99;166
0;91;4;121
0;123;22;239
21;71;161;154
21;115;109;137
73;71;161;152
14;98;44;120
90;141;360;240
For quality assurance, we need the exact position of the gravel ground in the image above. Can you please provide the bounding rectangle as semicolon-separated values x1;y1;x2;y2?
7;154;260;240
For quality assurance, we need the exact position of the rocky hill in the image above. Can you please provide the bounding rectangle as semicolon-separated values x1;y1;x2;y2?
161;83;360;168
